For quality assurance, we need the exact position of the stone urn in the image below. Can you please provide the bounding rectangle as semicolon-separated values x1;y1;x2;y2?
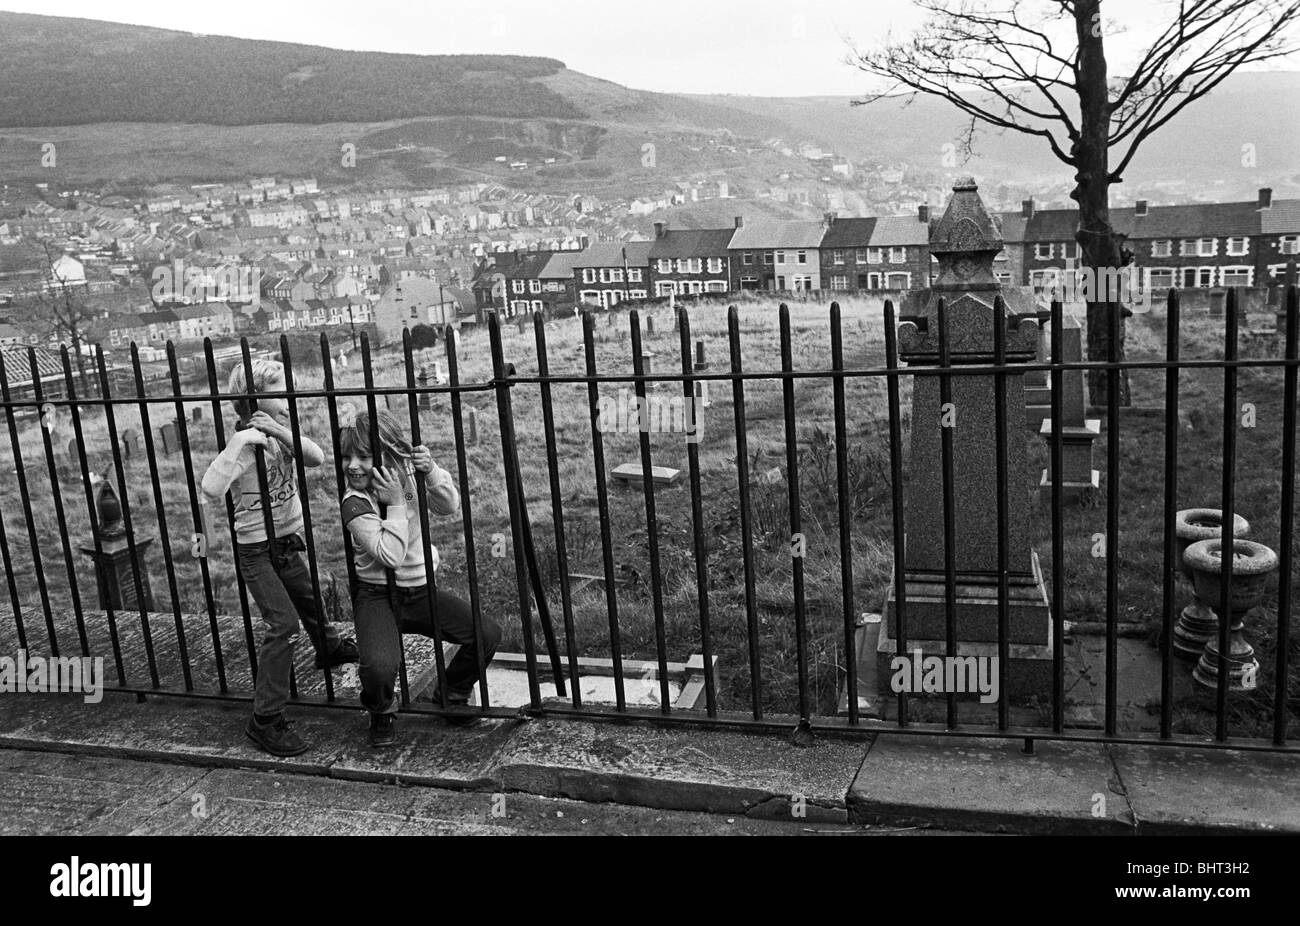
1172;508;1250;660
1182;538;1277;691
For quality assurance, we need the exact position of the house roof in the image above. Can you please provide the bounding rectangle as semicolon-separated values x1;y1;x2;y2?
728;220;826;250
868;216;931;247
995;212;1028;243
648;227;737;258
540;250;585;280
570;241;653;268
139;309;179;324
0;344;63;385
820;217;877;249
1261;200;1300;235
1020;199;1271;242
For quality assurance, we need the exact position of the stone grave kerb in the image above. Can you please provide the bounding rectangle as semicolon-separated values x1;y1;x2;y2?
881;176;1054;702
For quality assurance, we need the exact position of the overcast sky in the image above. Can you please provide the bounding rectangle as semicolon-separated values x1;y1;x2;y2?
1;0;1295;97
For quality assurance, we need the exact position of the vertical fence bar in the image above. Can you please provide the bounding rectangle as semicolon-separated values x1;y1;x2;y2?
727;306;762;720
203;339;258;679
830;302;858;724
167;343;226;693
240;338;299;702
1276;285;1297;747
1216;289;1239;741
677;308;716;716
61;347;124;683
443;325;491;711
778;304;812;728
96;346;160;688
937;297;958;728
1105;302;1121;737
359;333;410;708
488;314;542;709
533;315;581;707
0;431;27;652
0;350;58;655
400;329;449;709
582;311;626;712
279;335;335;701
628;309;672;712
993;298;1010;731
130;344;192;690
318;335;363;626
1160;290;1180;739
884;299;909;727
1050;299;1065;733
28;347;89;656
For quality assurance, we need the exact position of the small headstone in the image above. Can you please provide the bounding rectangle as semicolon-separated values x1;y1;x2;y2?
608;312;616;327
645;316;655;336
433;359;446;385
611;462;681;486
466;407;479;445
191;406;203;423
641;351;655;375
120;429;140;460
695;339;706;366
66;437;79;463
159;422;179;455
417;368;432;409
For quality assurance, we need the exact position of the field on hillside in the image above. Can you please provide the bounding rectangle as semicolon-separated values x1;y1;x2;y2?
0;294;1296;733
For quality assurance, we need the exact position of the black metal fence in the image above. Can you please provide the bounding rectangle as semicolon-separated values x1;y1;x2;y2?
0;287;1295;752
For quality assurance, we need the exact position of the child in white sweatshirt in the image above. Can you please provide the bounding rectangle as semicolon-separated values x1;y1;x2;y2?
338;409;499;746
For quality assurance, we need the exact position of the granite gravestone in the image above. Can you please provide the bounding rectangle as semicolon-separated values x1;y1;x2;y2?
879;177;1053;702
120;429;140;461
159;421;179;455
1038;314;1100;501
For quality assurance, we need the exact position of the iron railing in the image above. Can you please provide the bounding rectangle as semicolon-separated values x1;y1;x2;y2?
0;287;1295;751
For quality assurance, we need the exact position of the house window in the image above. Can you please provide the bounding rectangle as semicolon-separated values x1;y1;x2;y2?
628;269;642;282
1221;267;1253;287
529;279;542;293
763;251;774;265
889;247;906;263
707;257;723;274
705;280;727;292
583;269;597;284
580;290;601;305
831;275;849;290
867;248;883;264
1146;268;1176;290
1280;235;1300;255
797;250;808;264
657;259;672;273
1034;243;1053;260
832;250;845;265
743;251;754;265
611;269;624;282
856;249;867;264
532;300;543;311
886;272;911;289
1061;242;1079;260
512;280;524;294
1227;237;1249;257
1196;267;1215;288
1151;240;1172;258
1182;238;1217;257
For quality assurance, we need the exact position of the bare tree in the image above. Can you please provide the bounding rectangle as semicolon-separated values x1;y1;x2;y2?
26;240;98;394
850;0;1300;404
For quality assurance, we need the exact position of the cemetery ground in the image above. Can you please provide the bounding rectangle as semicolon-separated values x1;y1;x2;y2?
0;294;1296;739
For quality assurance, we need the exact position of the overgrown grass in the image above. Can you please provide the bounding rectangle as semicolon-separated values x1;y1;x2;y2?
0;295;1295;736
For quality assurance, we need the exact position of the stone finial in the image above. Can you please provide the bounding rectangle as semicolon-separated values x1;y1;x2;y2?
929;177;1004;293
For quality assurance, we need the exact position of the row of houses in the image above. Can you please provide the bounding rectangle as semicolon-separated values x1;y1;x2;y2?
470;189;1300;316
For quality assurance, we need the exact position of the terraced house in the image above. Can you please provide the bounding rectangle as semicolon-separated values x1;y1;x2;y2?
572;241;652;309
729;217;828;292
470;249;582;318
647;222;734;297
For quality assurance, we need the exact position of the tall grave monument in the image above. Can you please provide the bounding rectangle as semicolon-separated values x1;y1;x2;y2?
879;178;1053;701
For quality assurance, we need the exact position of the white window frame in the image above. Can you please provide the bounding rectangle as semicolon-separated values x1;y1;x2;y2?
867;247;883;264
886;272;911;289
1220;266;1253;287
1146;267;1176;290
1150;240;1172;258
797;250;808;265
627;269;642;282
832;250;844;265
1226;237;1249;257
512;279;524;294
707;257;723;274
657;259;673;273
583;268;597;284
529;279;542;294
1279;235;1300;255
856;249;868;264
705;280;726;293
1034;243;1053;260
889;247;906;264
831;274;849;291
742;251;754;265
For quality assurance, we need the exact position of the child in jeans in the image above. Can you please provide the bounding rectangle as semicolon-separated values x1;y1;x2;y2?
338;409;500;746
201;359;358;757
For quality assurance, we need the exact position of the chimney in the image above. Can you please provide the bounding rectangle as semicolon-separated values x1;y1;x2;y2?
1135;200;1148;217
918;204;929;223
734;216;744;228
654;221;667;239
823;212;836;228
1259;187;1273;210
1021;198;1035;219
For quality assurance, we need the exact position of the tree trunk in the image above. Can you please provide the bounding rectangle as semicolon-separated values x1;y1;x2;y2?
1072;0;1132;407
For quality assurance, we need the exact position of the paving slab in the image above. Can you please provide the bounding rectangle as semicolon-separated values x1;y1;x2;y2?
0;748;210;835
495;718;868;822
327;710;515;790
1108;743;1300;835
848;734;1134;834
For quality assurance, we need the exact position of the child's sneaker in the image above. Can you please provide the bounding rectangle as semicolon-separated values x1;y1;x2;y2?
245;713;308;757
315;637;359;670
368;712;398;747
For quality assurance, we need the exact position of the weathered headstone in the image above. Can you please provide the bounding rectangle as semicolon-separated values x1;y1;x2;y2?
120;428;140;460
192;406;203;423
466;407;479;445
693;338;711;408
433;359;446;385
416;367;432;409
159;421;179;455
66;437;79;464
611;462;680;486
1024;321;1052;429
1037;314;1100;501
879;177;1052;702
645;316;655;336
